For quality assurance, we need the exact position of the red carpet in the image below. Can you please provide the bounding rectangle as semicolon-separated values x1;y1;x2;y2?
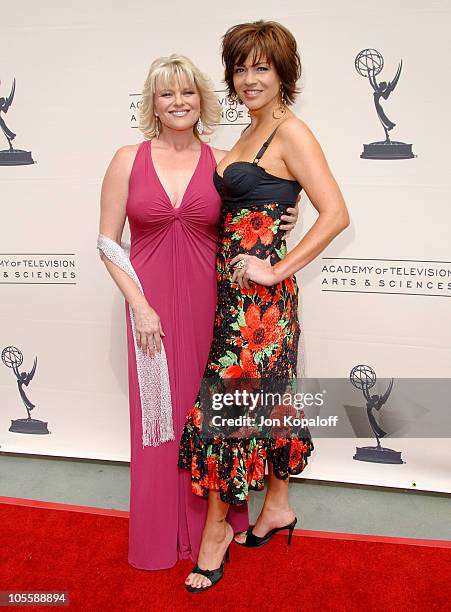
1;501;449;612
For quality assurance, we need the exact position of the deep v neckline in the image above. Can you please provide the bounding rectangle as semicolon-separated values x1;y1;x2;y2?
149;139;204;210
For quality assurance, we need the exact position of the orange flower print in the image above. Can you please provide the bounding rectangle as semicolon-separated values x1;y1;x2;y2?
288;437;304;470
275;438;289;449
199;474;209;487
223;348;259;378
233;212;274;249
192;482;203;496
241;303;280;351
286;299;291;320
230;455;240;478
285;276;295;295
255;283;272;304
191;454;200;479
191;406;203;428
251;457;265;482
268;344;282;369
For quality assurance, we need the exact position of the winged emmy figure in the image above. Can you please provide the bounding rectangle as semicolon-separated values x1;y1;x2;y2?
0;78;16;150
12;356;38;419
369;61;402;143
362;378;394;447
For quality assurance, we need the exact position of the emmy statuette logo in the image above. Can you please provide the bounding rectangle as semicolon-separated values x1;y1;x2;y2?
0;78;35;166
355;49;415;160
2;346;49;434
350;364;404;464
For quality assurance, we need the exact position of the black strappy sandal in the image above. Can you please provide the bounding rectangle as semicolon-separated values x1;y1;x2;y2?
185;547;230;593
236;517;298;548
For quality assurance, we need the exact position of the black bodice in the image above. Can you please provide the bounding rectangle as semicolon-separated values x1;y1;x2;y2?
213;123;302;207
214;163;301;208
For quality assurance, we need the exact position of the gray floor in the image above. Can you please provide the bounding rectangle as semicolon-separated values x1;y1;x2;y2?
1;452;450;541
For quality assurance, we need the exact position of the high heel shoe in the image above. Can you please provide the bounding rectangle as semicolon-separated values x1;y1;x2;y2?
185;547;231;593
236;517;297;548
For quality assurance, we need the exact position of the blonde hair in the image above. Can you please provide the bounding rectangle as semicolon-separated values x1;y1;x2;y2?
139;54;221;140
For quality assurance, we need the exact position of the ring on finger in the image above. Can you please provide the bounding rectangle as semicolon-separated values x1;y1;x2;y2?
235;260;246;270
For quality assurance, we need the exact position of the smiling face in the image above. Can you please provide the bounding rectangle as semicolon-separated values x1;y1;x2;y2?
153;76;201;133
232;52;281;112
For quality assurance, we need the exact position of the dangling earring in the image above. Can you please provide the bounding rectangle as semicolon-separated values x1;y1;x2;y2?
273;85;287;119
154;114;160;138
196;115;204;135
281;86;287;106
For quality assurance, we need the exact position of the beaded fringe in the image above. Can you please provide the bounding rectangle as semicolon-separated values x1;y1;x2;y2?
97;234;174;447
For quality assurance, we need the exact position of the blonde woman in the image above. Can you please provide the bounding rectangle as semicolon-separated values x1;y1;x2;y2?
98;55;299;570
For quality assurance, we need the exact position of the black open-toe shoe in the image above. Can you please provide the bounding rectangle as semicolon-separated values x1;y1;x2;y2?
185;548;230;593
236;517;298;548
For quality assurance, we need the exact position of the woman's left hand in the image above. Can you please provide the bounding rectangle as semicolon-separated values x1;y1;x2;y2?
230;254;281;288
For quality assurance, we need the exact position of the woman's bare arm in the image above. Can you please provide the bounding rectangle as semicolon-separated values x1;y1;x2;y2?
99;144;164;356
273;117;349;280
99;145;141;307
230;118;349;287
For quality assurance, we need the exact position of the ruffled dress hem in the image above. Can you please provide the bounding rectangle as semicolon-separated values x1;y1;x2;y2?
178;413;314;506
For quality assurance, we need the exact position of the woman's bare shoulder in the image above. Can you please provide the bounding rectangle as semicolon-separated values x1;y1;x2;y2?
114;142;141;160
277;115;318;148
108;142;141;173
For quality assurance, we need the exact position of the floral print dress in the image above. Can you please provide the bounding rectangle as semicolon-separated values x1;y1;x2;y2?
178;127;314;505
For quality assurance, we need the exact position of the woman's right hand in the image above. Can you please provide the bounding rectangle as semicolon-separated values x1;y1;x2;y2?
132;303;165;358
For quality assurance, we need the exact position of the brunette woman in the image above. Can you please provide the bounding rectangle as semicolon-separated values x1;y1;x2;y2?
179;21;349;591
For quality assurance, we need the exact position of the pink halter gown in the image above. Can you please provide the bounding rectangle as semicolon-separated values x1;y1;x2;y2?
125;139;249;570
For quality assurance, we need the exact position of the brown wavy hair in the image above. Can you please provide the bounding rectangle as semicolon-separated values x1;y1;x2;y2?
221;20;301;105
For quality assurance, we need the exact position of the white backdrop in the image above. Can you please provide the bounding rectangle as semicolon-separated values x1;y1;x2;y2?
1;0;450;493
